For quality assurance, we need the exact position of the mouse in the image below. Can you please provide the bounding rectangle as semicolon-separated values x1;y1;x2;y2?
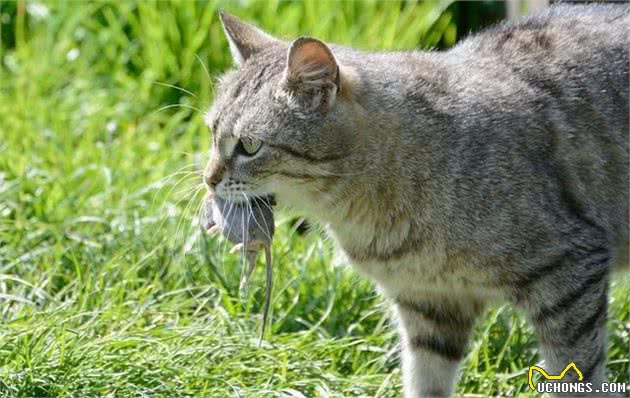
203;192;275;344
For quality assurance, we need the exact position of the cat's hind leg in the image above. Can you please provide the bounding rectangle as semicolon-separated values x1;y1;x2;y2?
517;243;611;397
395;295;485;398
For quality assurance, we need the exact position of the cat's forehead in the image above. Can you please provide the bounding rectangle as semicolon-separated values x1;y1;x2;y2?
205;71;237;129
206;49;286;133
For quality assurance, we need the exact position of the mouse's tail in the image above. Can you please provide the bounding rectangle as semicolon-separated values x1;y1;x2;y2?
258;245;273;346
240;250;258;291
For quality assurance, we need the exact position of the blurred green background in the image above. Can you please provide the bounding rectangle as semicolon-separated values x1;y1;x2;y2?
0;1;627;397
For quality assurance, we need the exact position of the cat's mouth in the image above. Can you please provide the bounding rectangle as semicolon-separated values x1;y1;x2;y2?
202;192;276;232
213;191;251;203
212;189;275;203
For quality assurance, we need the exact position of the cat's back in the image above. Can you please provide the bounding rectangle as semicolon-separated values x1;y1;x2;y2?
459;4;628;59
452;4;628;105
439;4;628;267
450;4;628;103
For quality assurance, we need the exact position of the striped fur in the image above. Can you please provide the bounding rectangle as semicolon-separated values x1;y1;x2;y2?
205;5;629;397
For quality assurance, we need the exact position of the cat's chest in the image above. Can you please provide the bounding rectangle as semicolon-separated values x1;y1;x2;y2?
353;253;502;301
331;225;500;300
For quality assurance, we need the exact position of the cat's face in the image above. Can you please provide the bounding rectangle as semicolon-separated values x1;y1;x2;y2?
204;13;357;210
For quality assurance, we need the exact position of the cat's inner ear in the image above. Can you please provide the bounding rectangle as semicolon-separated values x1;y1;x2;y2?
285;37;340;109
219;12;277;66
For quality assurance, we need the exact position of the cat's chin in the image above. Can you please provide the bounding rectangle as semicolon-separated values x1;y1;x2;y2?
269;190;301;209
272;192;336;225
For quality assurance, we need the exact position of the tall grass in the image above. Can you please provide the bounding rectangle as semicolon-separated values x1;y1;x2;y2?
0;1;627;397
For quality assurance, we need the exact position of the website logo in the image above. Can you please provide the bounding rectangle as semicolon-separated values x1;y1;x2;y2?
528;362;583;391
528;362;627;395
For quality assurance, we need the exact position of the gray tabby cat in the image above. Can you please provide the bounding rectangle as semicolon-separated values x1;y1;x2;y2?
203;5;629;397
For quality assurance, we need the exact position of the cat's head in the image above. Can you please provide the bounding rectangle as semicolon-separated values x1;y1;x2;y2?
204;13;363;214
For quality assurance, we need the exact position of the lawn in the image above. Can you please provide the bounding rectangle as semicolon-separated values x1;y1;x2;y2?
0;1;628;397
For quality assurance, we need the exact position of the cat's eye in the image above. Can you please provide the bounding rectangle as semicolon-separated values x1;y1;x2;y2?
238;137;262;156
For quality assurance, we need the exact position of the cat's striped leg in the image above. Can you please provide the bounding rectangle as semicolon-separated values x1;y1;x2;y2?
395;296;484;398
518;245;611;396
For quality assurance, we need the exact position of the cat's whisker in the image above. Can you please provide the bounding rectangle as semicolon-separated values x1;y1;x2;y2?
218;197;234;281
152;81;197;98
149;165;200;204
183;187;207;241
149;179;203;239
195;54;212;84
156;103;203;114
173;181;206;198
183;196;206;256
252;198;273;243
175;187;206;237
183;200;210;312
219;198;238;270
173;184;206;244
240;197;247;256
161;162;199;176
148;163;198;200
157;169;201;183
256;196;275;215
234;199;247;279
150;176;203;229
172;197;207;296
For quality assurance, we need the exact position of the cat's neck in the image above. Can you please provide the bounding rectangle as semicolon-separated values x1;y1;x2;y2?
331;56;452;258
284;53;451;259
310;155;436;263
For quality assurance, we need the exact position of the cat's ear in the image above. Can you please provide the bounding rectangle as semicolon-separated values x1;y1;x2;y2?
284;37;340;110
219;12;277;66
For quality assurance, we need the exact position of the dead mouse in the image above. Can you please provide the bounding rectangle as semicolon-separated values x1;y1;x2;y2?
203;193;275;343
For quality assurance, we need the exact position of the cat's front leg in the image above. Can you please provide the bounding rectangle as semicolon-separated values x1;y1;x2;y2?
395;295;485;398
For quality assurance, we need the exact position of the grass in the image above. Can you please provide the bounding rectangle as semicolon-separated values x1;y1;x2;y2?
0;1;628;397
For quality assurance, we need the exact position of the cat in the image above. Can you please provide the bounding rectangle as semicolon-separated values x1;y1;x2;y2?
203;5;629;397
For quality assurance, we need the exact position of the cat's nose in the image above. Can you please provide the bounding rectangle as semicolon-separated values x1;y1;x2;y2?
204;172;221;189
204;164;225;189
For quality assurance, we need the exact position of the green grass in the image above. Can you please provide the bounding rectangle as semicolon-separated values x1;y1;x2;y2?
0;1;628;397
